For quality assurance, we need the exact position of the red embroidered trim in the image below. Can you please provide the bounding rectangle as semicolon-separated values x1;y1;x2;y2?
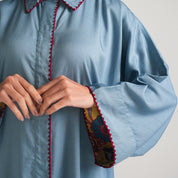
24;0;85;13
0;103;6;118
85;86;117;168
48;1;59;178
24;0;45;13
61;0;85;10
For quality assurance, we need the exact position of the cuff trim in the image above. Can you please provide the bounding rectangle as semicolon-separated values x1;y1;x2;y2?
0;102;6;118
83;86;117;168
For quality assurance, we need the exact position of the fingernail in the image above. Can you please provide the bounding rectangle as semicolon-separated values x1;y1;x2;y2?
20;117;24;122
25;113;30;119
38;98;43;104
34;110;39;116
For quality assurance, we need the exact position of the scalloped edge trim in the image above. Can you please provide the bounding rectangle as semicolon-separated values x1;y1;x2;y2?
0;102;6;118
61;0;85;10
24;0;45;13
84;85;117;168
24;0;85;13
47;1;59;178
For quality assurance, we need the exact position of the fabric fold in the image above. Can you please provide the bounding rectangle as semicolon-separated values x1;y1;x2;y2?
82;4;177;166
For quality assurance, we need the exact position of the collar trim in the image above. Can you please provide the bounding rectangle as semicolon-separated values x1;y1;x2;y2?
24;0;85;13
24;0;44;13
61;0;85;10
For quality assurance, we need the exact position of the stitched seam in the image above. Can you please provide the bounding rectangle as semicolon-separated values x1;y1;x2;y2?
48;1;59;178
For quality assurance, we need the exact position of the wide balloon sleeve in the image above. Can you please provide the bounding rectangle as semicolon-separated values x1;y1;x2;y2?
83;1;177;168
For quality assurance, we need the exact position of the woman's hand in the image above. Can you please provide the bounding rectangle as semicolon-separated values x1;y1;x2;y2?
37;75;96;116
0;74;42;121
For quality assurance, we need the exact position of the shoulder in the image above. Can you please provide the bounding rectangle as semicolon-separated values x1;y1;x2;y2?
0;0;13;5
107;0;141;25
0;0;18;11
0;0;21;7
0;0;22;14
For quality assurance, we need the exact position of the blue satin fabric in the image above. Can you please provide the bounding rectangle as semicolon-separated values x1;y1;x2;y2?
0;0;177;178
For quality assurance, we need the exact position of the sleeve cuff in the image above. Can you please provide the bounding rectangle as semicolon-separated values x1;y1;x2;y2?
83;86;116;168
0;102;6;118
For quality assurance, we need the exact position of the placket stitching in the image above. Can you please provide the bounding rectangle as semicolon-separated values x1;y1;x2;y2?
48;1;60;178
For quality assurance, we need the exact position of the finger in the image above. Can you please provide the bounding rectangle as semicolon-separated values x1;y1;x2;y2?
37;77;60;95
16;75;43;105
39;76;76;98
2;92;24;121
6;86;30;119
45;98;67;115
41;83;62;99
64;77;82;87
13;81;39;116
39;90;65;116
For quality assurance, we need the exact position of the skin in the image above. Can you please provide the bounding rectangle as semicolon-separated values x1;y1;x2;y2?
0;74;96;122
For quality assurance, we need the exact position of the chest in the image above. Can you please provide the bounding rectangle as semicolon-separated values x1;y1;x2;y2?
0;0;119;86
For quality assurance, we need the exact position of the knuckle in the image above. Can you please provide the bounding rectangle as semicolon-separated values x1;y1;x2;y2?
13;73;20;78
23;92;30;100
26;85;34;92
67;94;73;102
59;75;65;79
44;97;51;106
5;76;14;83
16;97;25;104
42;93;47;99
2;83;11;90
61;79;69;88
64;88;70;95
0;89;6;96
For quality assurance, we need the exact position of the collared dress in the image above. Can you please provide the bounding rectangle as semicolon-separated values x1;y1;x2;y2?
0;0;177;178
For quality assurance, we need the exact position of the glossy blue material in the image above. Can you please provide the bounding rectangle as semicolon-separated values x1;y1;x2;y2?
0;0;177;177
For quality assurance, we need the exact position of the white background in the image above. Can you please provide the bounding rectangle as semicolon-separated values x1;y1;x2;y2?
114;1;178;178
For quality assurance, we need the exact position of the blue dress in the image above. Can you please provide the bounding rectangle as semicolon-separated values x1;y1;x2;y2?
0;0;177;177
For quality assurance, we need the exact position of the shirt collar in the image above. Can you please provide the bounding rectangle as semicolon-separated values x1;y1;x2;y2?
24;0;85;13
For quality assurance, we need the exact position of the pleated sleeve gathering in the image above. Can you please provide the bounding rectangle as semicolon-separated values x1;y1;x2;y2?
83;1;177;168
